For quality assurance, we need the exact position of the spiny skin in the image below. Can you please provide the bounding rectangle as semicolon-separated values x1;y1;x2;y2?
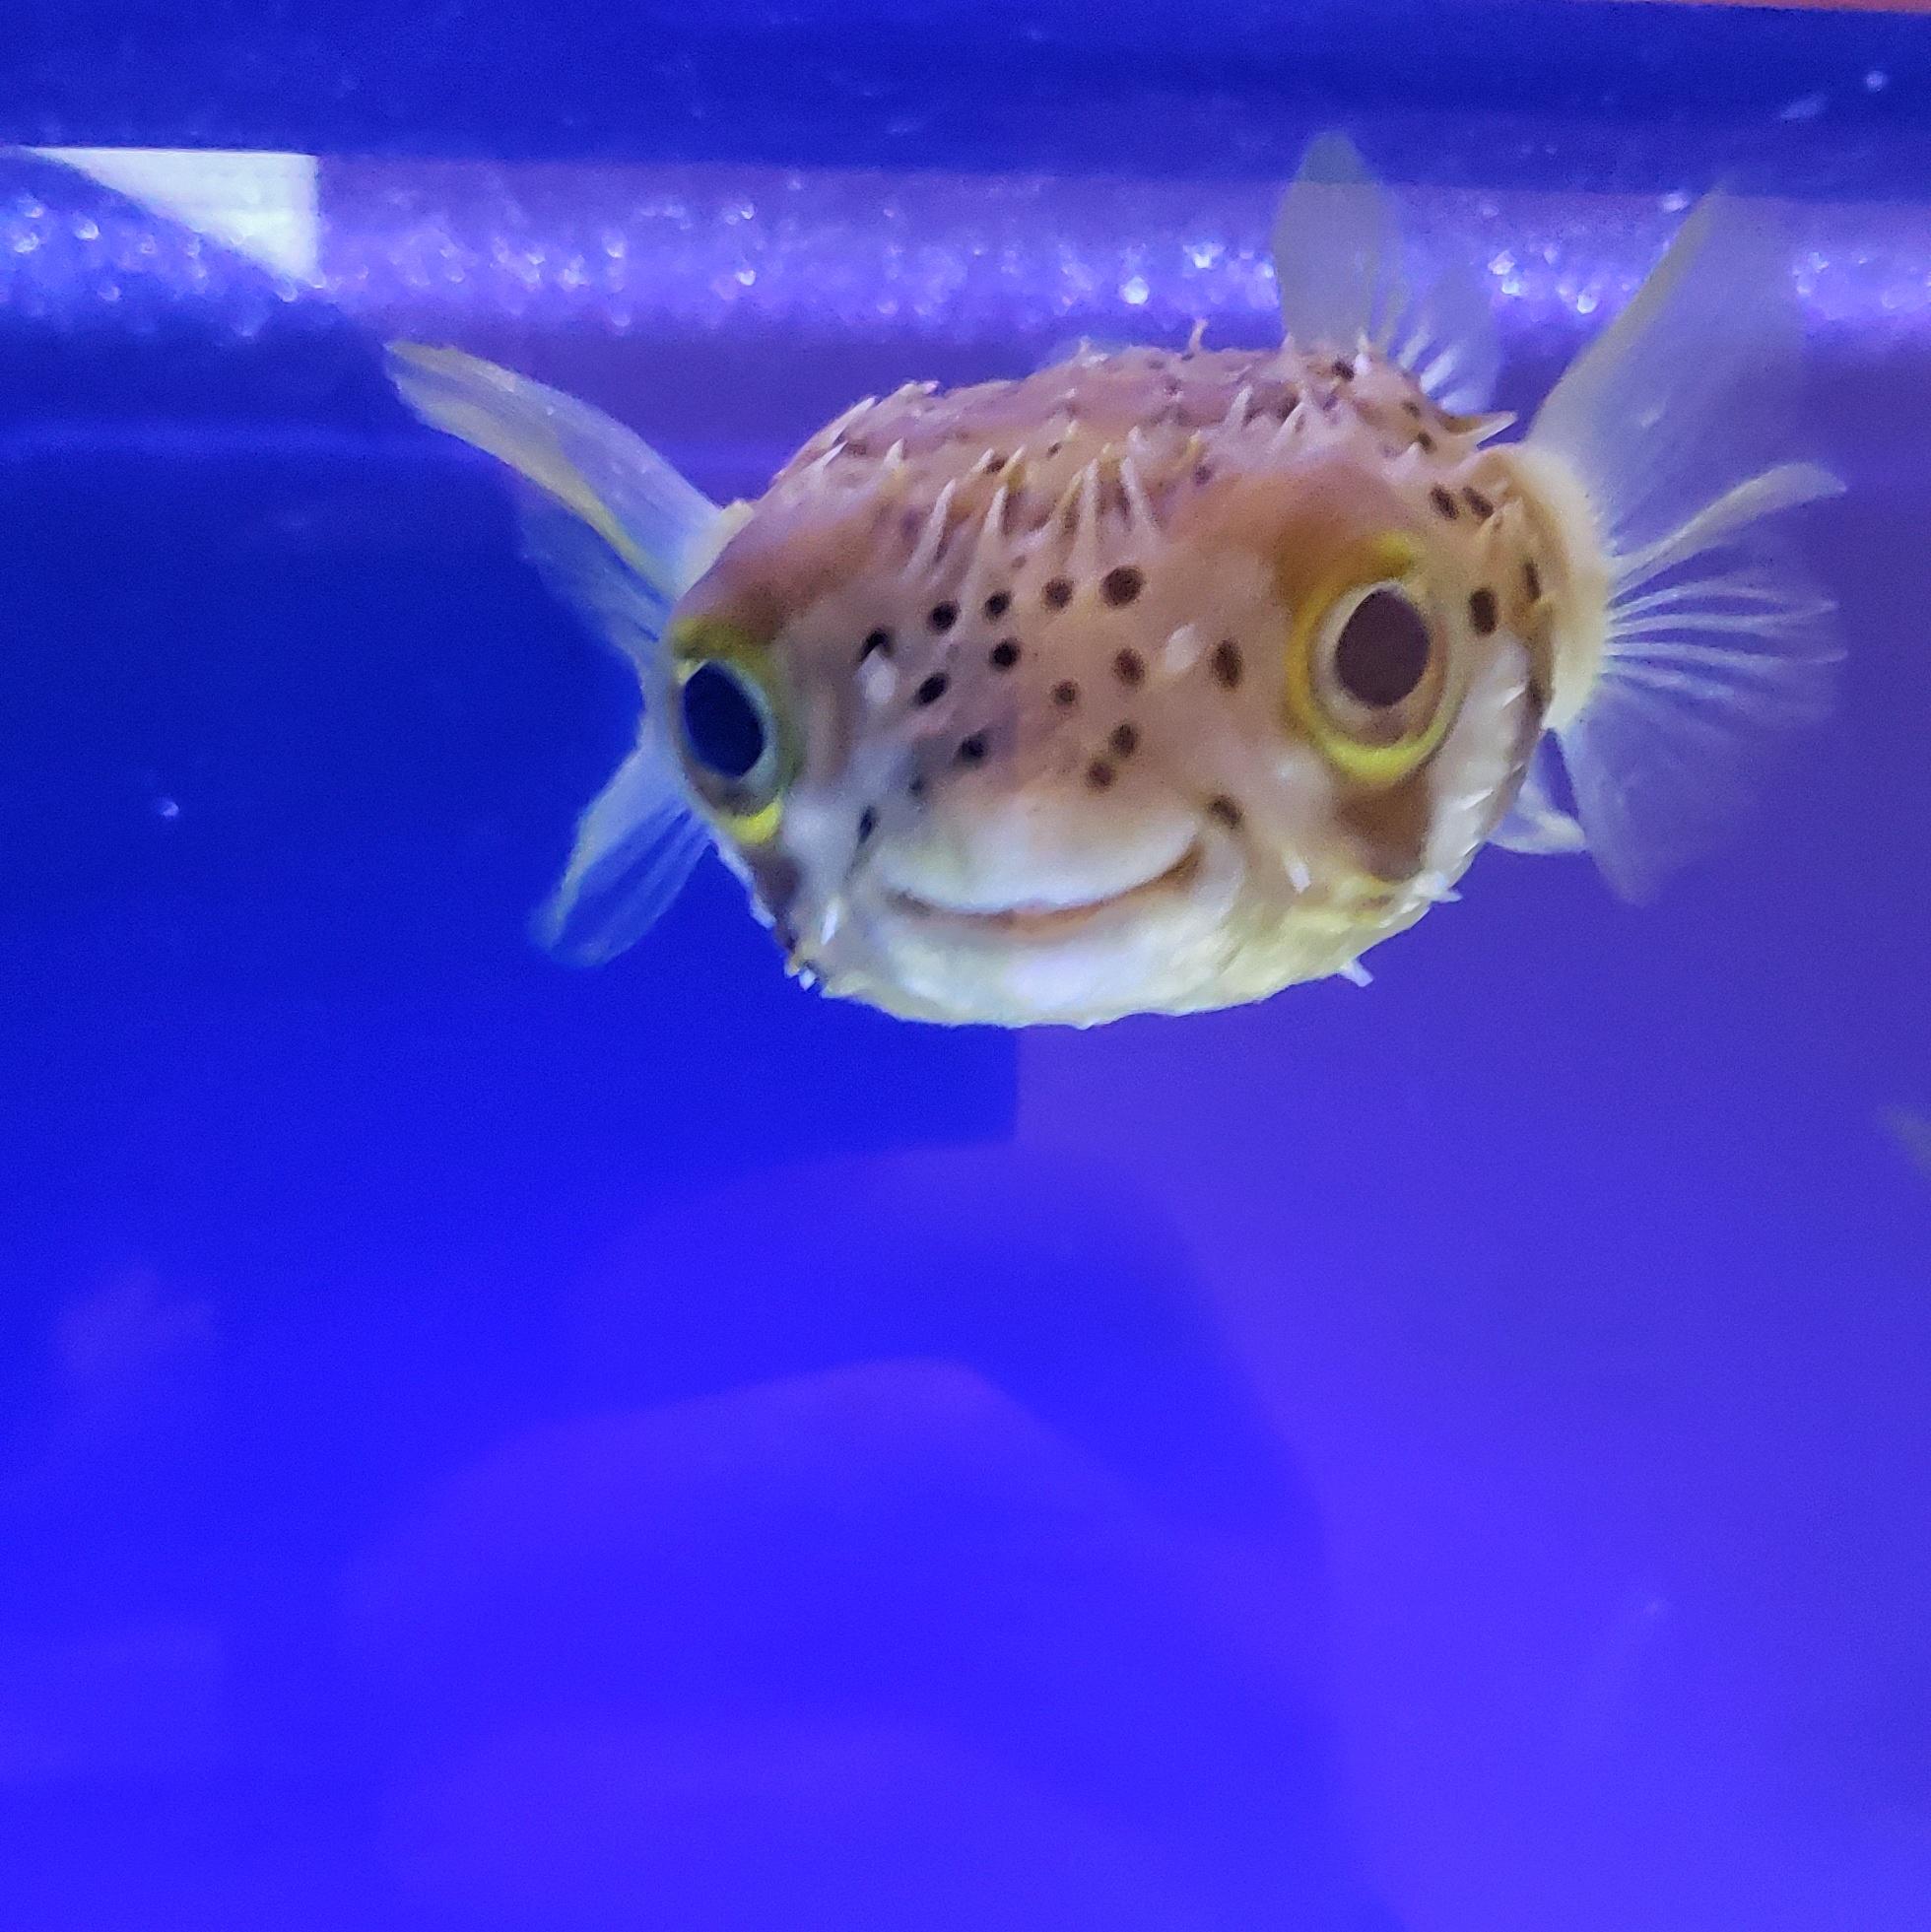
671;340;1578;1028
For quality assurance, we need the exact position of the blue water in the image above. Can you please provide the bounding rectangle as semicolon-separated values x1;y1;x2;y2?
3;5;1931;1927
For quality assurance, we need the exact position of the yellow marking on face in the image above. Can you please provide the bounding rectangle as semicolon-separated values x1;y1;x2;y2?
667;618;797;845
1283;532;1456;785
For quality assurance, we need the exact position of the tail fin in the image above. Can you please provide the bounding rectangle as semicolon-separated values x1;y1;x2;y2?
1522;194;1843;901
386;343;729;963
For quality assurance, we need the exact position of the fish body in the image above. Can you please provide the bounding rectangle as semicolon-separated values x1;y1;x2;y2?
388;137;1840;1028
678;344;1548;1024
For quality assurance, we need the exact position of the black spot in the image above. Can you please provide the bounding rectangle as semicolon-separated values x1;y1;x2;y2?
1523;558;1543;601
1086;760;1117;790
908;774;927;800
1272;391;1298;421
1113;647;1146;688
860;629;893;662
989;638;1022;670
1469;587;1498;634
929;602;959;633
983;590;1012;620
1429;486;1459;520
1052;680;1080;707
1109;722;1140;757
1329;358;1354;380
679;662;766;780
958;732;989;765
1208;796;1242;829
1334;590;1432;707
1042;577;1073;610
1192;462;1215;488
1402;399;1424;419
856;806;878;842
1101;565;1144;607
1416;432;1436;454
1464;487;1495;518
1211;639;1242;689
984;452;1008;473
845;437;872;459
914;673;950;706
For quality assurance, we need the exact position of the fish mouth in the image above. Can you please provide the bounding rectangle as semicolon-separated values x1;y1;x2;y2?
826;822;1257;1023
880;839;1208;940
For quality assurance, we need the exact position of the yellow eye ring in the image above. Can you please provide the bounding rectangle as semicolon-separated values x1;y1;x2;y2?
667;618;797;844
1285;534;1455;785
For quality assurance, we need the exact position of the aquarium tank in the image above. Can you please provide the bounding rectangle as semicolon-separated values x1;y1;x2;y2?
2;1;1929;1926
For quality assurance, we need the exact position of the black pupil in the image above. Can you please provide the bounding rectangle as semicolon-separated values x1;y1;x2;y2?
1333;590;1432;708
680;662;766;779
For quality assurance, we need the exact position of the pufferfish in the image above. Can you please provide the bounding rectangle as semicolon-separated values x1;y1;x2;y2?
387;136;1840;1028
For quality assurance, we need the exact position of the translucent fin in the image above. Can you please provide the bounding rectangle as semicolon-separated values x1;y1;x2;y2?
384;342;723;669
515;493;680;679
385;343;730;954
1491;741;1586;855
534;736;711;968
1271;133;1499;412
1526;193;1844;902
523;505;720;963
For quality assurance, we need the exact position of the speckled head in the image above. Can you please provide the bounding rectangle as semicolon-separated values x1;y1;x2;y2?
664;344;1551;1026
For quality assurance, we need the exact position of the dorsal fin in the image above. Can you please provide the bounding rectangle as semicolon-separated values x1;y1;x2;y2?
1271;133;1499;413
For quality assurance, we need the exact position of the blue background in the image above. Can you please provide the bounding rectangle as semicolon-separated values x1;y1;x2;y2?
2;4;1930;1927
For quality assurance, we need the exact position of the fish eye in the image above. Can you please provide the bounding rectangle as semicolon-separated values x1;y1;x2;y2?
671;651;793;841
680;660;768;780
1285;537;1456;784
1332;589;1432;708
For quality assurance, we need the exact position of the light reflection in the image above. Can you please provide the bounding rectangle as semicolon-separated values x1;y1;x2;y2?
2;145;1926;350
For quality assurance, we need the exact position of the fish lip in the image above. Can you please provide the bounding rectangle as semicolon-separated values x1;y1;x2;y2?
876;838;1210;939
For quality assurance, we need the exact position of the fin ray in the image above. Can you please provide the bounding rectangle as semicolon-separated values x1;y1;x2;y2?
534;736;711;967
385;342;724;663
385;343;727;954
1523;192;1842;901
1491;742;1587;855
1272;134;1498;411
